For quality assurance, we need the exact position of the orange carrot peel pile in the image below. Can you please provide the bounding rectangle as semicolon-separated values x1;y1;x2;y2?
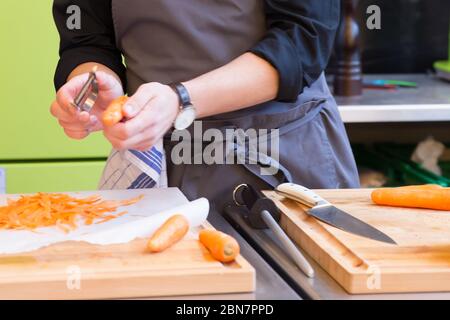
0;193;143;232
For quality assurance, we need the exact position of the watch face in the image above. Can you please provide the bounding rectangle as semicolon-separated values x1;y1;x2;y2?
174;106;196;130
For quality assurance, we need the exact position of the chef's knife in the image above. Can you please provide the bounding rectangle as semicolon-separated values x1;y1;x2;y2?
275;183;397;244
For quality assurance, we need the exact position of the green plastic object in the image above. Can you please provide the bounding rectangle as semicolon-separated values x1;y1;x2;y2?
0;161;106;194
372;80;417;88
374;144;450;187
434;21;450;79
441;162;450;178
352;144;450;187
0;0;111;160
352;145;404;187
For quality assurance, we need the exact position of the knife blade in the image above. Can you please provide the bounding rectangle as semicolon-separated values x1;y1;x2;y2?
275;183;397;244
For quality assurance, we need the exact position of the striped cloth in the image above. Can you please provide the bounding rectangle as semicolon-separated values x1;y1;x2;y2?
98;140;167;190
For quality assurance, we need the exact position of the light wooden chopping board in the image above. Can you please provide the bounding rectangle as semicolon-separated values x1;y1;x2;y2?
0;188;255;299
265;189;450;294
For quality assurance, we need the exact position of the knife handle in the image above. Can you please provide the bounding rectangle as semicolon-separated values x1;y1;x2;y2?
275;183;328;207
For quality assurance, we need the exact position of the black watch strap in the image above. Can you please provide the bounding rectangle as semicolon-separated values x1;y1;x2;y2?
171;83;192;109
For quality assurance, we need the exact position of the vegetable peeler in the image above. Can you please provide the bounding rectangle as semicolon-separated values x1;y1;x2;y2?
71;66;99;112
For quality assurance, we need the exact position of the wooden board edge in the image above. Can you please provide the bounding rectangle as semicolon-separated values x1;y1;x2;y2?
268;194;369;270
0;267;255;299
279;213;356;291
346;270;450;294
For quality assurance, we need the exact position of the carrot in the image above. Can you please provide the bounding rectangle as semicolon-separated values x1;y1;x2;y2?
396;184;443;190
147;215;189;253
102;96;128;127
371;186;450;211
0;193;143;232
199;229;240;263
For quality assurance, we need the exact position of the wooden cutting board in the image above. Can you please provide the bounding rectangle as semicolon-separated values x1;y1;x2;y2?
0;189;255;299
0;228;254;300
265;189;450;294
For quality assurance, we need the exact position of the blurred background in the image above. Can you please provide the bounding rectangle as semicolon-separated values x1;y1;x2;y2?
355;0;450;73
0;0;110;193
0;0;449;193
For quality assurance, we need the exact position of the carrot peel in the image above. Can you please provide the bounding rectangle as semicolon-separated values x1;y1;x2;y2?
0;193;143;232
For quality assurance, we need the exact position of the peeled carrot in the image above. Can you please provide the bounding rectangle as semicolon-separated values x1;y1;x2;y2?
147;215;189;253
199;229;240;263
0;193;143;232
102;96;128;127
371;185;450;211
396;184;443;190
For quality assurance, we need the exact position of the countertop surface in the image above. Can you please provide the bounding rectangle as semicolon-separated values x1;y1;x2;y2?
335;74;450;123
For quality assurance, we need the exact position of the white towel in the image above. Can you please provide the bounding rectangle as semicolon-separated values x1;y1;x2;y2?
98;140;168;190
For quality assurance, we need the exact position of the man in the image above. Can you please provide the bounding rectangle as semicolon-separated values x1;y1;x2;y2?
51;0;359;211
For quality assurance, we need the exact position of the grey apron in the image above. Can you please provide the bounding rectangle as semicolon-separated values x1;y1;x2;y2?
111;0;360;212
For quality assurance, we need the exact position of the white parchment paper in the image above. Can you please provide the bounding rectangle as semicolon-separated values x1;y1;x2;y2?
0;189;209;254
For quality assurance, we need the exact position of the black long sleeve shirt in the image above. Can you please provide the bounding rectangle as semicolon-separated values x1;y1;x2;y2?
53;0;339;102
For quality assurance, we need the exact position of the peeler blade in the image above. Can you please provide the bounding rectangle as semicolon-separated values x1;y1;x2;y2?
72;66;99;112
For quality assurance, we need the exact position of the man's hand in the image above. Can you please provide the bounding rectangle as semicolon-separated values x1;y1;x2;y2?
103;82;179;151
50;71;123;140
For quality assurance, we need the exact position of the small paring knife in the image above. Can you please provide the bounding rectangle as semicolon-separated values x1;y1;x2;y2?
275;183;397;245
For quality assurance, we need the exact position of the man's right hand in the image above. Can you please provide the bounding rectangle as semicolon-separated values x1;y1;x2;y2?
50;71;124;140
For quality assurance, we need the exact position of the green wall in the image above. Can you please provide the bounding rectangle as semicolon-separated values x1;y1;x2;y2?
0;1;110;193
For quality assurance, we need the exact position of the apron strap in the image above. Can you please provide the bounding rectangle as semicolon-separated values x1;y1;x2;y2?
225;100;326;188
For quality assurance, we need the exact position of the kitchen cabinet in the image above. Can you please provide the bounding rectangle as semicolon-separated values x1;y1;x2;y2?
0;0;110;193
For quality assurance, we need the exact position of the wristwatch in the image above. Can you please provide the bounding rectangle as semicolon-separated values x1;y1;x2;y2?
171;83;196;130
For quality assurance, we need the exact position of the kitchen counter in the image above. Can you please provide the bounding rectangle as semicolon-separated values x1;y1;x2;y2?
336;74;450;123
